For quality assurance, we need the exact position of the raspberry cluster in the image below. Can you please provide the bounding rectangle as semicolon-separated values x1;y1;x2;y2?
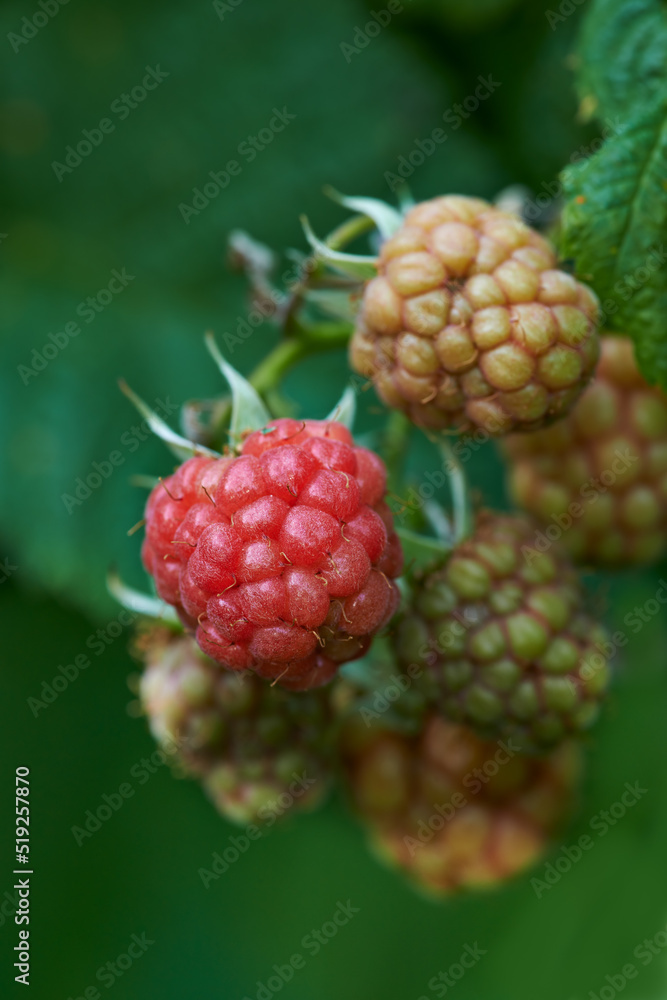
339;712;581;895
395;513;610;749
137;626;334;825
504;336;667;566
349;195;599;435
141;418;402;690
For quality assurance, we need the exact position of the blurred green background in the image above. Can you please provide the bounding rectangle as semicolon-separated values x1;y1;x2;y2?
1;0;666;997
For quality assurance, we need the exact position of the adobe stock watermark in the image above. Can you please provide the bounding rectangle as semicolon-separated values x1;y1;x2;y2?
588;920;667;1000
531;780;647;898
71;734;189;846
7;0;70;53
51;66;169;181
65;932;154;997
18;267;135;385
340;0;412;62
520;446;639;565
27;608;139;717
198;771;318;887
60;395;178;514
0;557;18;584
404;739;522;857
545;0;587;31
240;901;359;1000
418;942;487;999
178;107;296;224
220;250;324;353
357;663;425;726
384;75;501;193
212;0;244;20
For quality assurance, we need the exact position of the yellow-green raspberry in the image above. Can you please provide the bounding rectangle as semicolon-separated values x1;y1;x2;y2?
349;195;599;436
338;712;582;896
395;512;611;750
504;335;667;566
135;626;334;825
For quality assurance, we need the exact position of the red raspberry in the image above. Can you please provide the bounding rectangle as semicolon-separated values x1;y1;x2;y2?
349;195;599;435
339;711;581;895
504;336;667;566
141;418;402;689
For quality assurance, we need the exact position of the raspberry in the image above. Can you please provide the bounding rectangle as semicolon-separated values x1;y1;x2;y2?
395;512;611;749
137;626;334;825
504;335;667;566
141;418;402;690
349;195;599;435
339;712;581;895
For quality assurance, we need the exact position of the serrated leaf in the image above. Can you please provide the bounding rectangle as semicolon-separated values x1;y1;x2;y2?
300;217;378;280
325;385;356;429
576;0;667;121
323;187;403;239
560;103;667;388
204;331;272;444
119;380;220;460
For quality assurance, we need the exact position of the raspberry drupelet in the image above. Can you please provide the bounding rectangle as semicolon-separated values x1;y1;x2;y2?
141;418;403;690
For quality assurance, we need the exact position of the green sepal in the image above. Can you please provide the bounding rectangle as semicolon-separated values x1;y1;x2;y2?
118;380;220;460
107;569;180;624
205;331;272;446
325;385;356;430
300;216;378;280
323;186;403;239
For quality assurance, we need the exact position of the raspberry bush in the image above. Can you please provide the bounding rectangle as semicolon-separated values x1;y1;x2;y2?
113;164;652;898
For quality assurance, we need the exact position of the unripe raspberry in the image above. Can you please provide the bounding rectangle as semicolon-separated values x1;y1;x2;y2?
395;513;611;750
504;335;667;566
349;195;599;435
137;626;334;825
141;418;402;690
339;712;581;895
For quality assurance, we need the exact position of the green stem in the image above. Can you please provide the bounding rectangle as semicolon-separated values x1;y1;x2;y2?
383;410;412;497
248;338;309;395
325;213;376;251
438;438;473;544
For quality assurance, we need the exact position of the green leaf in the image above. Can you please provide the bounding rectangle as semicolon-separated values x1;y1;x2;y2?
560;102;667;388
204;332;272;445
576;0;667;121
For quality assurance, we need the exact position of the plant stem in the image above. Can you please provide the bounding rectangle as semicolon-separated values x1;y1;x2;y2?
383;410;412;496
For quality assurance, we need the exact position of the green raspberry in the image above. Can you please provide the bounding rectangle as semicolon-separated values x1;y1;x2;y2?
395;512;612;750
